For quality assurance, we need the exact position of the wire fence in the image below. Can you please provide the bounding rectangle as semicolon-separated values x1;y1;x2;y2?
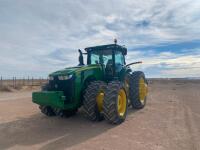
0;76;48;88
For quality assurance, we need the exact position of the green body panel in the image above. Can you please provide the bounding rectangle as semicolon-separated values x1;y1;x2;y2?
32;64;104;110
70;64;104;108
118;66;132;81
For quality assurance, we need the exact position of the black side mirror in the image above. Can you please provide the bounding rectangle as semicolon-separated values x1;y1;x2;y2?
78;49;84;66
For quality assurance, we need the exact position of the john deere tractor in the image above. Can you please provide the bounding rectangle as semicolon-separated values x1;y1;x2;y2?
32;41;148;124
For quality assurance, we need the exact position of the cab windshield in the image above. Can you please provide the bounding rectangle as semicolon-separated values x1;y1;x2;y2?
88;49;113;66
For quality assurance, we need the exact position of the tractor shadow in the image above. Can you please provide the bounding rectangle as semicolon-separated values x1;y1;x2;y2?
0;107;141;150
0;108;114;150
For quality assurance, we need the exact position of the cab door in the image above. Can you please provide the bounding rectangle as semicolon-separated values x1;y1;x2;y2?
114;51;125;78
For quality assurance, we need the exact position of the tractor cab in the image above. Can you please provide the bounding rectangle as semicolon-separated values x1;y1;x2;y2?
85;44;127;80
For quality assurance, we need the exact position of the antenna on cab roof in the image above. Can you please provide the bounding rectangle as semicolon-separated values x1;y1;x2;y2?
114;38;117;44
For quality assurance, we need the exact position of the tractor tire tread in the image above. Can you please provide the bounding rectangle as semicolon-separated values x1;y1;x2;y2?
83;81;106;121
103;81;127;124
128;71;148;109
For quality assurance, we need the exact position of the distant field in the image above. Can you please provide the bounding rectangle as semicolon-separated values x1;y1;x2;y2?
1;78;200;92
0;79;47;92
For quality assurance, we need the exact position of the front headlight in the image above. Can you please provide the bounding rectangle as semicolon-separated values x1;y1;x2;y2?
58;74;73;80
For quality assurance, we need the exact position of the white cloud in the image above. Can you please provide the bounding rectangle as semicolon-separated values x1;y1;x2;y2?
0;0;200;77
127;48;200;78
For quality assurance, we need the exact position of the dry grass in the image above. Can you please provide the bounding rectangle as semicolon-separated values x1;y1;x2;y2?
0;85;12;92
0;85;41;92
0;79;46;92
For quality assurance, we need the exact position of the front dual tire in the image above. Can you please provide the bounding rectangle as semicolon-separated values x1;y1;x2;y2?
39;105;77;117
83;81;106;121
103;81;128;124
83;80;128;124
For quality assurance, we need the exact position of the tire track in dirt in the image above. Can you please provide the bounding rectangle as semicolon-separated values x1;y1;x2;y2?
165;84;200;150
183;105;200;150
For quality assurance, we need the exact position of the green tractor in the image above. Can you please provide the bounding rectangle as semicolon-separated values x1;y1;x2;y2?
32;41;148;124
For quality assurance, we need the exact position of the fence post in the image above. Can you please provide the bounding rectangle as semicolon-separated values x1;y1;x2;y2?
23;77;25;86
39;77;42;85
15;77;16;88
13;77;14;88
32;77;33;86
0;76;2;88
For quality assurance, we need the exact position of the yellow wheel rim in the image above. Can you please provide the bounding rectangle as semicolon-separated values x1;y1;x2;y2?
96;91;104;112
117;89;127;117
139;78;148;104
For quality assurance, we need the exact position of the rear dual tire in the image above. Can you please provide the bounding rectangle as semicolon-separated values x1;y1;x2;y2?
102;71;148;124
128;71;148;109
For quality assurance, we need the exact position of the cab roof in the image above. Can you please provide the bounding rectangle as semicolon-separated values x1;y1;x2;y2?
85;44;127;55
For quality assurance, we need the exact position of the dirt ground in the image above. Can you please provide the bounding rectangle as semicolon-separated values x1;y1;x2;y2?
0;80;200;150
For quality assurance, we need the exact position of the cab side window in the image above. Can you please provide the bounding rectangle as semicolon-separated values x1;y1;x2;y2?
91;53;100;64
115;51;125;65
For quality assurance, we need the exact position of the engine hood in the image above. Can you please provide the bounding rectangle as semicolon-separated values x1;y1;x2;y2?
49;64;101;76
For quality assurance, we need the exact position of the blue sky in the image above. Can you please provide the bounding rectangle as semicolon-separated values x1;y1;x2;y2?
0;0;200;78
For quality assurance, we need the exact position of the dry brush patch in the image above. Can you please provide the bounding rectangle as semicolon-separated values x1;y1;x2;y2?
0;85;12;92
0;85;41;92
